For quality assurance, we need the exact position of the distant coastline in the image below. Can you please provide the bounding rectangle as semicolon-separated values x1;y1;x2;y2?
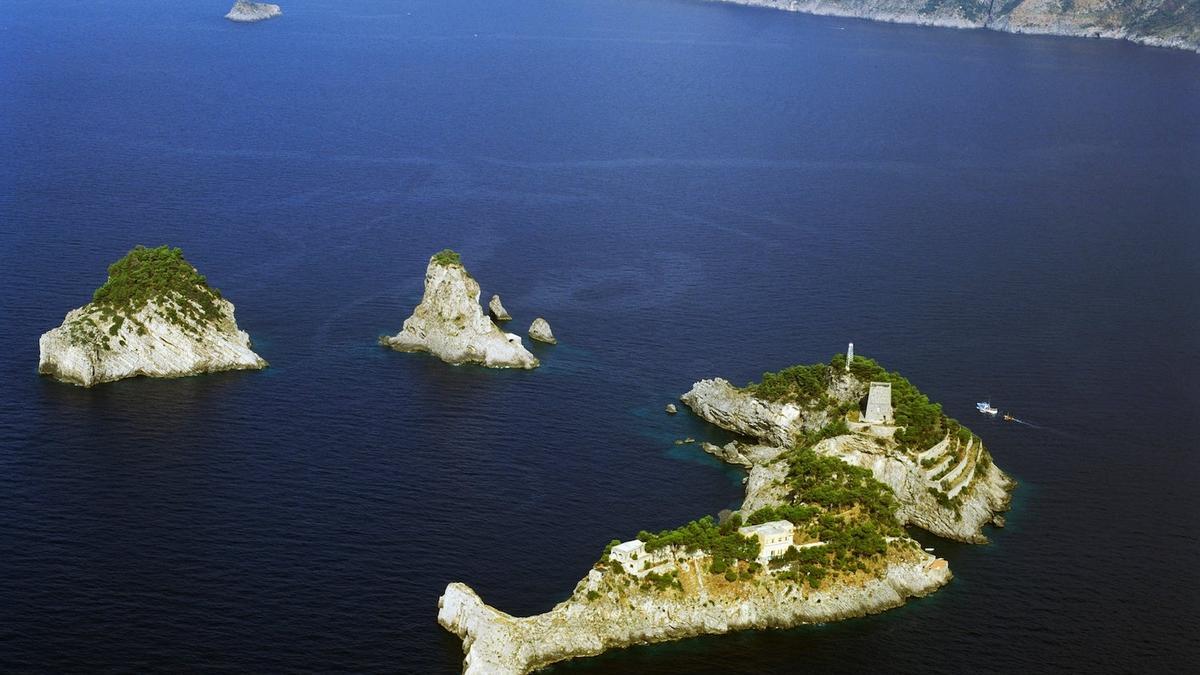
707;0;1200;54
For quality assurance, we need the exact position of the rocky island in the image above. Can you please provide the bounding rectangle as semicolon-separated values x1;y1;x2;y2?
713;1;1200;53
38;245;267;387
380;250;539;369
438;349;1014;673
225;1;282;23
528;317;556;345
488;294;512;322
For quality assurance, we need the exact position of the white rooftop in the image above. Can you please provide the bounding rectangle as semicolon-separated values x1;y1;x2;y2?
738;520;794;537
612;540;645;554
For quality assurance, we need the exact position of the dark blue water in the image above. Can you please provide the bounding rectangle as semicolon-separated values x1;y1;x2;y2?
2;0;1198;672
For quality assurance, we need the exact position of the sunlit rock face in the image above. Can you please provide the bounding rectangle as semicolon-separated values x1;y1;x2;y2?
380;252;539;369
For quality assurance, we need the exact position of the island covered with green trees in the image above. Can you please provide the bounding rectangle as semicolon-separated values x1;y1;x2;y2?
437;351;1015;674
38;245;266;386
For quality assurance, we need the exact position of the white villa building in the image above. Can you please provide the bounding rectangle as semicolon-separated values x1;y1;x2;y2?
863;381;894;424
608;539;674;576
609;539;646;571
738;520;796;565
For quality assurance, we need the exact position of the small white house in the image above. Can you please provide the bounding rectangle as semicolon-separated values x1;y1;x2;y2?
738;520;796;565
609;539;645;572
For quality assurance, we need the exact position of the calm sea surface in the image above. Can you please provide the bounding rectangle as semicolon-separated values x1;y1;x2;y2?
2;0;1198;672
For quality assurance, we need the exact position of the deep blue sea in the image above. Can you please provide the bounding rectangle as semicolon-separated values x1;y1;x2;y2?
2;0;1198;672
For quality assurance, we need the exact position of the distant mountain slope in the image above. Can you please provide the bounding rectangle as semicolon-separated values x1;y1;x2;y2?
711;1;1200;53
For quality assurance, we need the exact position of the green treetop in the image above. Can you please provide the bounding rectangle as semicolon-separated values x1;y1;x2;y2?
89;245;223;326
431;249;463;267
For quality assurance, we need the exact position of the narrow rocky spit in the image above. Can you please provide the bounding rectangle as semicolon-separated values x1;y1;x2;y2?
225;1;282;23
380;251;539;369
439;555;949;675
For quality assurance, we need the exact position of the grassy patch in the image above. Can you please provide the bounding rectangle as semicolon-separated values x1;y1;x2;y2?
431;248;463;267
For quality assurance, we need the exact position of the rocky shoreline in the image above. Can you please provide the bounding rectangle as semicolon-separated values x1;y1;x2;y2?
710;0;1200;54
439;554;950;675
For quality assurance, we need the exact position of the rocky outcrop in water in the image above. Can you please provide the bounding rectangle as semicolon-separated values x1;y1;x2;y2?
225;1;282;23
682;378;814;446
380;251;539;369
38;246;266;387
528;317;556;344
712;0;1199;53
488;294;512;322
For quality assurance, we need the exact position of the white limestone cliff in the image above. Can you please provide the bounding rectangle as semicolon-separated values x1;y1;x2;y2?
225;1;282;23
39;295;266;387
681;377;816;446
380;252;539;369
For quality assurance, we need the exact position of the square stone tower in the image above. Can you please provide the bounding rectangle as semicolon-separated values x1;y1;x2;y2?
863;382;894;424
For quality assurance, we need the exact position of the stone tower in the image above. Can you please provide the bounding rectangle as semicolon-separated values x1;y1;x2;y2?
846;342;854;371
863;382;894;424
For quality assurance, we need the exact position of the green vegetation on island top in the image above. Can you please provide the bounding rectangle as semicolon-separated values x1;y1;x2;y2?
635;515;761;575
66;246;226;349
596;353;986;593
431;248;463;267
601;446;910;591
92;245;222;315
748;353;980;455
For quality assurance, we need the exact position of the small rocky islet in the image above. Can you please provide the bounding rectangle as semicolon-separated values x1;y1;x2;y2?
225;1;282;23
438;349;1015;673
488;294;512;322
379;250;544;369
38;245;267;387
527;317;556;345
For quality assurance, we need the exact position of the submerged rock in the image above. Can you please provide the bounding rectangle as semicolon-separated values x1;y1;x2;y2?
488;294;511;322
380;250;538;369
38;245;267;387
528;317;556;344
225;1;282;22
